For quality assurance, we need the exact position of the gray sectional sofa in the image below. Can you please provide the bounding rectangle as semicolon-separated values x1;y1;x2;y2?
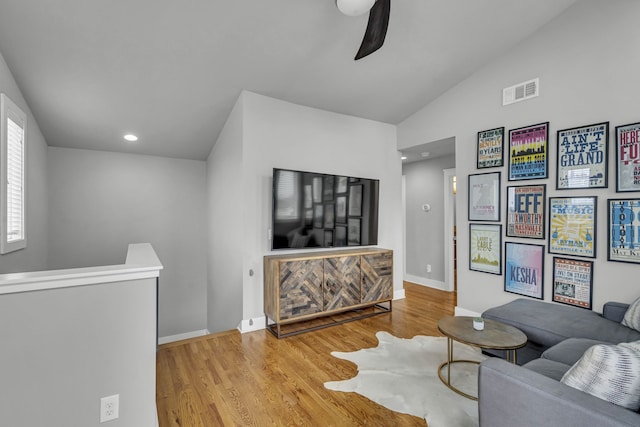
477;298;640;427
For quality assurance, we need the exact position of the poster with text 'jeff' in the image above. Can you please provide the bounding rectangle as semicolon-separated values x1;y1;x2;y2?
507;184;546;239
509;122;549;181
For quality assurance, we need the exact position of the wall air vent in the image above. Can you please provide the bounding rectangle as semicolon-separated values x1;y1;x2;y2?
502;78;539;106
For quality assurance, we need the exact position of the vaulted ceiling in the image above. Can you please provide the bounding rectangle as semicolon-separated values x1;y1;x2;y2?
0;0;576;160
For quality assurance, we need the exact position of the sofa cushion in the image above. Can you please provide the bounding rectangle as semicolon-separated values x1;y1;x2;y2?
622;296;640;332
523;358;571;381
561;342;640;411
542;338;606;366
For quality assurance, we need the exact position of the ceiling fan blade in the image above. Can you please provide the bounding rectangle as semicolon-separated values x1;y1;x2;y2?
354;0;390;60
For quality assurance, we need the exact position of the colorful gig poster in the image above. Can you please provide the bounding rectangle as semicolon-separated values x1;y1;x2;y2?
616;122;640;192
509;122;548;181
552;257;593;309
557;122;608;189
608;198;640;263
507;185;546;239
477;127;504;168
549;197;597;258
505;242;544;299
469;224;501;275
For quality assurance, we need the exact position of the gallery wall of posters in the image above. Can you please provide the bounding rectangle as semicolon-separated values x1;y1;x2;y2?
508;122;549;181
506;185;546;239
608;198;640;264
556;122;608;189
477;127;504;168
552;257;593;309
549;196;597;258
504;242;544;299
468;116;640;307
616;122;640;192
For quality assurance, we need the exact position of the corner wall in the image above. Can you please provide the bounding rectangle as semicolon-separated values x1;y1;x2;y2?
398;0;640;314
206;91;402;333
0;50;48;274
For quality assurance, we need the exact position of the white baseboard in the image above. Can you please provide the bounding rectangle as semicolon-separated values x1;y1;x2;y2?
158;329;210;345
404;274;450;291
238;316;267;334
454;306;481;317
393;288;406;300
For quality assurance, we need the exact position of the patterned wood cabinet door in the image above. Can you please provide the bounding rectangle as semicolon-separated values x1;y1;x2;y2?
279;259;324;320
324;256;361;311
361;252;393;303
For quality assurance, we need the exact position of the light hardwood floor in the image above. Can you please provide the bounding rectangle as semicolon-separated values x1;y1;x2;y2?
156;282;456;426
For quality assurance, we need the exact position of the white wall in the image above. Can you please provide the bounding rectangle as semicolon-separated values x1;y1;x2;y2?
403;154;455;286
47;147;208;337
206;95;244;333
206;91;402;332
0;278;157;427
398;0;640;314
0;50;48;274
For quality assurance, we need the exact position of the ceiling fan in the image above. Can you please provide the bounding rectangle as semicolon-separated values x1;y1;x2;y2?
336;0;391;60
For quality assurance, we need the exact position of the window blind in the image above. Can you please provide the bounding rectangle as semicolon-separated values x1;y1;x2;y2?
275;170;300;221
6;116;24;242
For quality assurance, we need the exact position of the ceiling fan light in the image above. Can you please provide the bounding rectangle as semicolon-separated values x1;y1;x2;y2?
336;0;376;16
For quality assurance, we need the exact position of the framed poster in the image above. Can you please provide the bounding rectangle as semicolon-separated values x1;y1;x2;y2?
506;184;546;239
548;196;597;258
313;204;323;229
508;122;549;181
504;242;544;300
615;122;640;192
468;172;501;221
323;175;334;201
336;196;347;223
552;257;593;309
469;224;502;275
608;198;640;264
323;204;335;228
556;122;608;189
477;127;504;168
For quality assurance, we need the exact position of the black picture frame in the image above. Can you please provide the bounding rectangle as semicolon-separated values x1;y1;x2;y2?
607;198;640;264
508;122;549;181
469;224;502;275
615;122;640;192
506;184;546;239
556;122;608;189
548;196;597;258
504;241;544;300
552;257;593;310
347;218;361;245
468;172;501;221
477;127;504;169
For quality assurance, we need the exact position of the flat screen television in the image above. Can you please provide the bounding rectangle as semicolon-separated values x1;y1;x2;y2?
271;168;379;250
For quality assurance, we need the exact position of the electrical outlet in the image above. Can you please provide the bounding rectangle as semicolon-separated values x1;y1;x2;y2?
100;394;119;423
427;264;432;273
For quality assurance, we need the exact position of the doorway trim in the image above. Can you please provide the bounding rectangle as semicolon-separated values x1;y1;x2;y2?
443;168;456;292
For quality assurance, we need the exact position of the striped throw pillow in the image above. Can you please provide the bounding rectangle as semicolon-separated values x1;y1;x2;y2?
622;297;640;332
561;342;640;411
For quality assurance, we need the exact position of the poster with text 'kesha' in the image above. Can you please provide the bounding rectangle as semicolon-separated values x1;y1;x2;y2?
549;197;597;258
608;198;640;264
505;242;544;299
509;122;549;181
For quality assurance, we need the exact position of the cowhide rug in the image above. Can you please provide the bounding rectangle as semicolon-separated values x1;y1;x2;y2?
324;331;486;427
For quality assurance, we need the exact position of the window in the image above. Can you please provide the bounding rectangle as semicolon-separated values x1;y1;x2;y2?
1;93;26;254
274;169;300;221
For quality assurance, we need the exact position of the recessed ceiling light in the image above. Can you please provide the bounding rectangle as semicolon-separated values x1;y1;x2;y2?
123;134;138;142
401;156;408;160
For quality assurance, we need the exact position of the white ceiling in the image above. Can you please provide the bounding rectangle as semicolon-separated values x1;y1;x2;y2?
0;0;577;161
